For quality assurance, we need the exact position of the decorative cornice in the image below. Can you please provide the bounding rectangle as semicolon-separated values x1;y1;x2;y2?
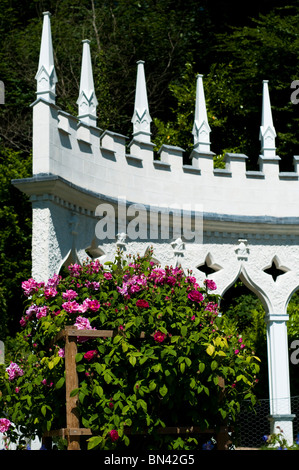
12;174;299;237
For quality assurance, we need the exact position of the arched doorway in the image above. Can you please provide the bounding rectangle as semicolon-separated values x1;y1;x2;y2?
219;278;269;447
220;279;268;398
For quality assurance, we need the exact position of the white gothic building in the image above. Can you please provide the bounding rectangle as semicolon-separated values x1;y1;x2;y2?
12;12;299;445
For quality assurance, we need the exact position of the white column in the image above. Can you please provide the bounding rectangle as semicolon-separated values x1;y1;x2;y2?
266;312;295;445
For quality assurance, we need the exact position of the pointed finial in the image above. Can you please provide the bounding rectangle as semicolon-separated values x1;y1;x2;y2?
77;40;98;126
131;60;152;142
35;12;57;103
259;80;276;158
192;74;211;153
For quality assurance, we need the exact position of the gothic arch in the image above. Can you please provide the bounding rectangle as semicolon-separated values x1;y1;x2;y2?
218;263;271;315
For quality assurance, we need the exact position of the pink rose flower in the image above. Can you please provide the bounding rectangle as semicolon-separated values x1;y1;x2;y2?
58;348;65;357
74;316;92;330
136;299;149;308
83;298;101;312
104;272;112;280
6;362;24;381
204;279;217;291
62;300;80;314
36;306;49;319
21;278;39;297
62;289;78;300
187;290;204;303
153;330;167;343
110;430;119;442
84;350;98;361
0;418;11;433
44;287;58;299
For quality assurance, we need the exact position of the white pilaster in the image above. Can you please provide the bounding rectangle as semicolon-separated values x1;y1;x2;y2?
266;311;294;445
77;39;98;126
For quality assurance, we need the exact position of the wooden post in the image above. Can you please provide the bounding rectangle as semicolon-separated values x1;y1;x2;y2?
216;426;232;450
65;326;80;450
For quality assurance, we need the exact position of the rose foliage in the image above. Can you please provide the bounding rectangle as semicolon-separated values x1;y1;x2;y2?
0;250;260;450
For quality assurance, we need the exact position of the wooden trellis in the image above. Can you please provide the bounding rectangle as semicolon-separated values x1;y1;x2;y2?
42;326;232;450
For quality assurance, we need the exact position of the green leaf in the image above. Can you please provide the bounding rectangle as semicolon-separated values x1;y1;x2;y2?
185;357;191;367
70;388;79;397
129;355;136;366
215;350;226;357
211;360;218;371
122;405;130;415
82;417;91;428
170;335;180;343
181;325;187;337
75;353;83;362
87;436;103;450
95;363;103;375
94;385;103;397
166;306;173;316
149;380;156;391
104;372;112;383
213;376;220;386
206;344;215;356
55;377;65;389
159;326;168;335
159;384;168;397
137;399;147;411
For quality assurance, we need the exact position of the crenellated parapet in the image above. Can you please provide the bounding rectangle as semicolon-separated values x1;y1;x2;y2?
23;11;299;224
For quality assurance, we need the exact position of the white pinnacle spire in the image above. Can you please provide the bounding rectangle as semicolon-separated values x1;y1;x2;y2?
192;74;211;153
131;60;152;142
77;40;98;126
259;80;276;158
35;12;57;103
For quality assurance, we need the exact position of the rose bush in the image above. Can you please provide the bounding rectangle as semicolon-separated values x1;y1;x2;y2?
0;249;260;450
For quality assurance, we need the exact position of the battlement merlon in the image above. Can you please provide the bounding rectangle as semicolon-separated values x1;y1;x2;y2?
29;11;299;221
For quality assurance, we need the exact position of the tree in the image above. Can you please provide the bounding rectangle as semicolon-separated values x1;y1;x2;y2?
154;5;299;170
0;148;31;339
